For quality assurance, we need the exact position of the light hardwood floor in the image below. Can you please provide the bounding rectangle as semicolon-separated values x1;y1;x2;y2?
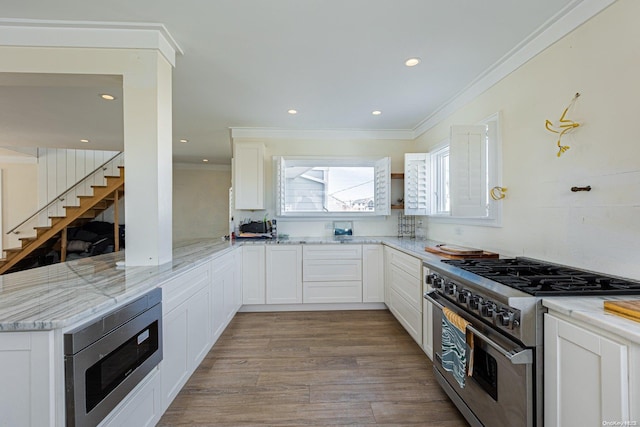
158;310;469;426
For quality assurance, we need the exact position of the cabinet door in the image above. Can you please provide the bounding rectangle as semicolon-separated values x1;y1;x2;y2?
266;245;302;304
388;288;422;345
161;303;189;410
213;252;238;327
363;244;384;303
211;258;226;341
242;246;266;304
544;314;629;426
384;246;423;346
188;285;212;366
234;247;243;311
0;331;55;427
233;142;264;209
161;283;211;411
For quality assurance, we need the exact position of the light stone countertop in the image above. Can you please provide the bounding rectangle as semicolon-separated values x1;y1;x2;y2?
10;234;639;344
0;236;440;332
543;296;640;345
0;239;236;332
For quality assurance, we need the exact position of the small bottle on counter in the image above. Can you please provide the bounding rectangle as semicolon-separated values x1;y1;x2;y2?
272;219;278;240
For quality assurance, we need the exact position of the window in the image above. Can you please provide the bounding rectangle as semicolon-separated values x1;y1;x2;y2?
429;112;502;226
275;156;390;217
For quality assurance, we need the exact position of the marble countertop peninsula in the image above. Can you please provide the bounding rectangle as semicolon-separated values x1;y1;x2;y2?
0;239;235;332
543;296;640;345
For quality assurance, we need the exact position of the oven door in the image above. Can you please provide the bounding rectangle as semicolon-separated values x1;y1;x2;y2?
425;291;534;427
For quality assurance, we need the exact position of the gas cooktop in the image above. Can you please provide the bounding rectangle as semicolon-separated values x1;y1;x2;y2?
441;257;640;296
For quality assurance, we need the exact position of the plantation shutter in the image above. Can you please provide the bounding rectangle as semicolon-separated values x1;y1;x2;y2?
450;125;488;217
404;153;430;216
275;156;286;216
374;157;391;216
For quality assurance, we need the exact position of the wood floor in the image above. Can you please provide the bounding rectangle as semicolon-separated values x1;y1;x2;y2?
158;310;469;426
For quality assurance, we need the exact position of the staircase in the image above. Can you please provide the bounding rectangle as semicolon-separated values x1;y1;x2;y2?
0;166;125;275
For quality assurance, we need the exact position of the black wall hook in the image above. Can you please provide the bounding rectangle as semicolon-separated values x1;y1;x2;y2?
571;185;591;192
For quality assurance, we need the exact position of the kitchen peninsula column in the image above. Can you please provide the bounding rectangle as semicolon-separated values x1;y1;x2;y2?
122;51;174;265
0;23;181;266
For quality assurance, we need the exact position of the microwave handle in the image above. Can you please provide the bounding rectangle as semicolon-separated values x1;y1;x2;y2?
424;291;533;365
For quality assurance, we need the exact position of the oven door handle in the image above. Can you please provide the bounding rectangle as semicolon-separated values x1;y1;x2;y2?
424;291;533;365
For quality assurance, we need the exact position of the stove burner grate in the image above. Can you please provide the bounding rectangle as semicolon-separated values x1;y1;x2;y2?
442;258;640;296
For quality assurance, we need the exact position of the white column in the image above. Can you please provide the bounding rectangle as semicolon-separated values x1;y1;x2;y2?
0;39;178;266
123;52;173;265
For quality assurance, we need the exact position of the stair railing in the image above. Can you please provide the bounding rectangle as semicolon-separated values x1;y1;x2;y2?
7;152;124;236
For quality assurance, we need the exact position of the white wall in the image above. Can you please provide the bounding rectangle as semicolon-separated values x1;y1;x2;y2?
414;0;640;280
232;137;414;237
173;164;231;241
0;161;38;250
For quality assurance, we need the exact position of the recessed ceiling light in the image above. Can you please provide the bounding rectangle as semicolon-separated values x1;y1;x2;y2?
179;139;188;143
80;139;90;143
202;159;209;163
404;57;421;67
372;110;382;116
100;93;116;101
287;109;298;115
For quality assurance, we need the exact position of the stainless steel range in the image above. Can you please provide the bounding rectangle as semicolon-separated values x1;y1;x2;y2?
423;257;640;427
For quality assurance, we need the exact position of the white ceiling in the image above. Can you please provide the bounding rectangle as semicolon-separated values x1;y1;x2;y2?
0;0;579;164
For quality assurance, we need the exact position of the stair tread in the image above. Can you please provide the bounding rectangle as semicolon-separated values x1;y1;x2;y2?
0;162;124;275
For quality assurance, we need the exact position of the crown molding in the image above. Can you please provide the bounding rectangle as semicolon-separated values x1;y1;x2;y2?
230;127;414;141
412;0;617;138
0;19;183;66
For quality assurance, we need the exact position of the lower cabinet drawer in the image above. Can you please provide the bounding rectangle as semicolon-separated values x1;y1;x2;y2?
388;288;422;345
303;259;362;282
303;281;363;303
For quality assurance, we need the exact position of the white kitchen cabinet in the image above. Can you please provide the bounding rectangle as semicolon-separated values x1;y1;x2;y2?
233;142;265;210
302;245;362;260
0;330;56;427
302;245;362;304
266;245;302;304
242;245;265;304
385;246;423;345
422;266;433;360
160;264;212;411
213;251;241;334
544;313;630;426
234;245;243;309
404;153;430;216
100;369;161;427
303;259;362;282
362;244;384;303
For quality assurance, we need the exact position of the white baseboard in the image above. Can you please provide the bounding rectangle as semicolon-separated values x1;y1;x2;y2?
238;302;387;312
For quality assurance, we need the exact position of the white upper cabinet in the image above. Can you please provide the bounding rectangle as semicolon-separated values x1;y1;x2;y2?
404;153;430;216
233;142;265;210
